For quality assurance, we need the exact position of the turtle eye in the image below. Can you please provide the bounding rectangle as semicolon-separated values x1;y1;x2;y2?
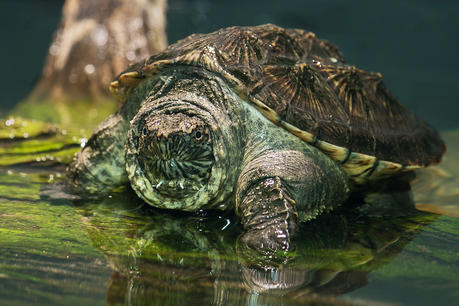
194;131;202;140
142;127;148;136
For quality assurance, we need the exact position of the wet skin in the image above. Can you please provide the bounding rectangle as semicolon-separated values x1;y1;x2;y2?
67;68;349;252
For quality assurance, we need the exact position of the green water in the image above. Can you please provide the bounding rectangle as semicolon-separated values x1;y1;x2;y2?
0;119;458;306
1;1;459;305
0;160;457;305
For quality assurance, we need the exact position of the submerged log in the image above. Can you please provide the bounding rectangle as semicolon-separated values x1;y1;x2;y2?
28;0;167;103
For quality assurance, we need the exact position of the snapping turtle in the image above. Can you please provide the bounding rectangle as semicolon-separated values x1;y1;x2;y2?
67;24;445;250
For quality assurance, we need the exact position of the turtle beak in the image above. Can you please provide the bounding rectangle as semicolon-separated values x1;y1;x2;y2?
137;112;214;182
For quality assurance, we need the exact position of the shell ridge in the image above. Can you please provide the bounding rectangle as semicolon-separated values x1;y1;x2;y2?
111;24;445;170
238;93;412;182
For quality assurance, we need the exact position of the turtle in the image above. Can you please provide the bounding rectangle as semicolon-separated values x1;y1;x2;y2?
67;24;445;251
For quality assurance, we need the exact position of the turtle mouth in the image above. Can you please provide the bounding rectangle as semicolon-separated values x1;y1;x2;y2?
140;157;213;199
136;112;215;200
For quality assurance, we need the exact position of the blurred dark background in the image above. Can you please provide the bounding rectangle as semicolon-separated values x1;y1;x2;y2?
1;0;458;130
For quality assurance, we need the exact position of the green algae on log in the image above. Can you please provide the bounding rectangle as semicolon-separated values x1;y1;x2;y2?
0;117;57;140
12;98;118;128
0;117;86;167
0;168;112;306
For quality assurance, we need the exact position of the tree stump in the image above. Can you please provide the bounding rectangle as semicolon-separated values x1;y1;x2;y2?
28;0;167;103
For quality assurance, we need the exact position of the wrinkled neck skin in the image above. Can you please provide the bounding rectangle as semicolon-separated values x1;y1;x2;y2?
125;68;245;211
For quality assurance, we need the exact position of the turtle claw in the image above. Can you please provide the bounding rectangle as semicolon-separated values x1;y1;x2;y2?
240;226;292;252
237;225;296;268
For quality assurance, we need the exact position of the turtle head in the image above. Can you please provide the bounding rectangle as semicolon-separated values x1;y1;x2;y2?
125;98;239;211
137;112;214;196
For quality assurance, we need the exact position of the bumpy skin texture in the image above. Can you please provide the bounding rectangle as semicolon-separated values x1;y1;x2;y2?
236;103;348;251
67;75;153;194
67;68;349;252
66;113;128;194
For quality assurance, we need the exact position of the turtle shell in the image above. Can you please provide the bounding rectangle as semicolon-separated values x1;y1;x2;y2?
110;24;445;183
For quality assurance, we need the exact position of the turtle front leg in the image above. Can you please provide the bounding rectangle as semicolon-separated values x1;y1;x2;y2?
237;176;298;251
236;149;349;253
67;113;129;196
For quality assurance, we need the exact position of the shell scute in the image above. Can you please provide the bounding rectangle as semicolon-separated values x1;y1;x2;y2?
248;61;356;149
111;24;445;181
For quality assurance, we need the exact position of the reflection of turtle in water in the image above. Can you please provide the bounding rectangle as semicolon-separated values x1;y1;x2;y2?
67;24;445;251
79;192;438;305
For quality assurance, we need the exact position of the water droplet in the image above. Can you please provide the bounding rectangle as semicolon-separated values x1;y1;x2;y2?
221;218;231;231
49;43;60;56
5;118;15;126
84;64;95;75
126;50;136;61
79;137;88;148
91;26;108;47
